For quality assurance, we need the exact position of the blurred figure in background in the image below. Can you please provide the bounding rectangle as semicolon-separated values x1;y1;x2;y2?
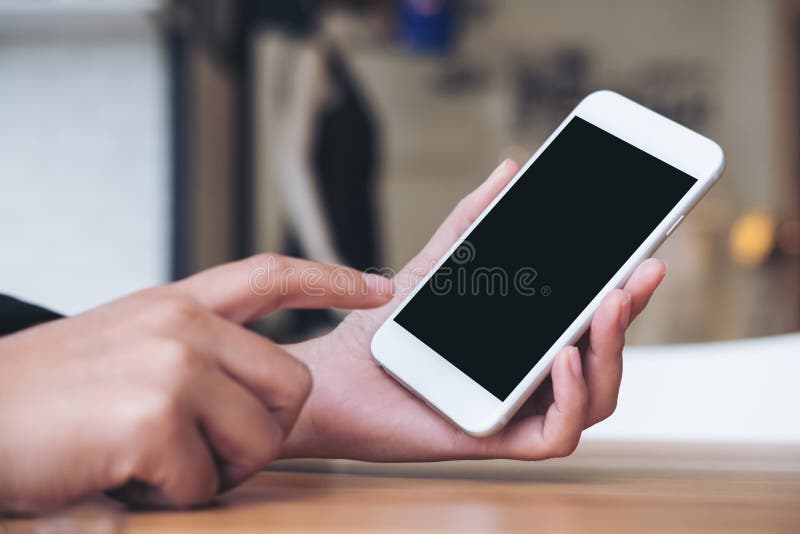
268;1;385;337
279;1;383;271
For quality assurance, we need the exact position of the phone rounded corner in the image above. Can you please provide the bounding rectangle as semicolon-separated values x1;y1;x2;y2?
710;141;726;179
577;89;624;111
457;413;508;438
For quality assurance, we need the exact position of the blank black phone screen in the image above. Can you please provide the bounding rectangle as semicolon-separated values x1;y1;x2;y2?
394;117;696;400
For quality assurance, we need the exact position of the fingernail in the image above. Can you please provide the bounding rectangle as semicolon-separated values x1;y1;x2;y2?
619;291;632;331
568;348;582;379
364;273;394;297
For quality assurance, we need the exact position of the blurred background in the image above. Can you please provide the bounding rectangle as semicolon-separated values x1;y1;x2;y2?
1;0;799;445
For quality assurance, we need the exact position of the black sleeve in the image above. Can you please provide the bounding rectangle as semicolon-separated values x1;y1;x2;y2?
0;294;63;337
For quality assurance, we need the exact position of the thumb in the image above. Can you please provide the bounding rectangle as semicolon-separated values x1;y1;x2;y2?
390;159;520;309
338;159;520;336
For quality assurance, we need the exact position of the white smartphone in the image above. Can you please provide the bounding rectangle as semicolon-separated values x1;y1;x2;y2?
371;90;725;437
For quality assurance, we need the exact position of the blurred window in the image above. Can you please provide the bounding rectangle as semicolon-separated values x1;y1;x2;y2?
0;2;168;314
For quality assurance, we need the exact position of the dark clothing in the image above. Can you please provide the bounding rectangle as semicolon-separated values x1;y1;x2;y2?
0;295;62;337
281;47;382;343
310;49;382;272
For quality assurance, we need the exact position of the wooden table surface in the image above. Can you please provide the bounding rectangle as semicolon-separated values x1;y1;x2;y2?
4;443;800;533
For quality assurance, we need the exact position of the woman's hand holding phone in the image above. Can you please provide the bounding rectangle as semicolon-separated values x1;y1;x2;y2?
281;159;667;461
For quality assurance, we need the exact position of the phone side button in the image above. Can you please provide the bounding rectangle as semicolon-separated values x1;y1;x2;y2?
665;215;685;237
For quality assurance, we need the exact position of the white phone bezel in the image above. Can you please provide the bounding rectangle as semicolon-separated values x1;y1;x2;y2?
370;90;725;436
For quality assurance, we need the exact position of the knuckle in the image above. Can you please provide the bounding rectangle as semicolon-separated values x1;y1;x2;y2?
266;255;289;281
149;297;202;328
157;338;200;377
252;252;286;275
281;359;312;417
267;357;312;432
249;253;290;303
293;360;313;401
454;196;471;214
130;389;184;438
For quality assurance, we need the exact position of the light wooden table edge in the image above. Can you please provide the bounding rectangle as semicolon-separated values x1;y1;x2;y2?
270;440;800;480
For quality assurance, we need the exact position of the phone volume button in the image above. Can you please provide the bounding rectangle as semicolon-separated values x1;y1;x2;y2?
665;215;685;237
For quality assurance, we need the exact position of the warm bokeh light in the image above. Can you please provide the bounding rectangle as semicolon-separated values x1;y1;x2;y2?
729;210;777;267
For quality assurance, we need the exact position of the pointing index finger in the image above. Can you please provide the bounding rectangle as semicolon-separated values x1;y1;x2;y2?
174;254;393;324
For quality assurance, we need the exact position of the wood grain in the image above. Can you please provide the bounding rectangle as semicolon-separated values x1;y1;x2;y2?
4;442;799;533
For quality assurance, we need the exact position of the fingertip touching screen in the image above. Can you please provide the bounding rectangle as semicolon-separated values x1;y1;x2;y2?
395;117;696;400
